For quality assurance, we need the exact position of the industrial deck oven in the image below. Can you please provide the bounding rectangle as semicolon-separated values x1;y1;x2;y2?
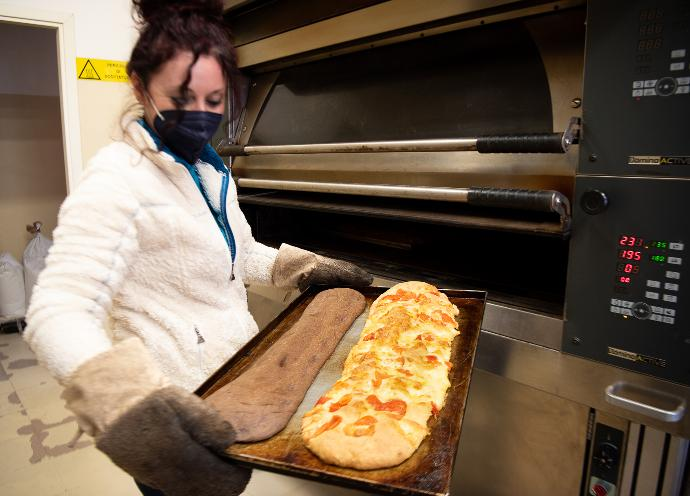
217;1;690;494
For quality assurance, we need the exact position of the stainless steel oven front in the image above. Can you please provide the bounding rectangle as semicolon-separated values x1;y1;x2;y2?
221;0;690;494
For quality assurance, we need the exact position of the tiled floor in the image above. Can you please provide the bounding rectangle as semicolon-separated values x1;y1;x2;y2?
0;328;371;496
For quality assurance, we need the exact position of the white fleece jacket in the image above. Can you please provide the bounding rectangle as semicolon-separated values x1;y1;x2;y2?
24;116;279;391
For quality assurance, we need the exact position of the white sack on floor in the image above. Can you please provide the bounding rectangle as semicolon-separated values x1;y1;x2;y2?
0;252;26;318
23;233;52;306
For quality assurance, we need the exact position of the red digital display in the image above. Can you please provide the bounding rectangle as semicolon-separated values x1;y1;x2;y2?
619;235;644;247
614;235;645;289
616;262;640;274
619;249;642;260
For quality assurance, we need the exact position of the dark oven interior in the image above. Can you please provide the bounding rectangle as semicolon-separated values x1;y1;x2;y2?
241;197;569;316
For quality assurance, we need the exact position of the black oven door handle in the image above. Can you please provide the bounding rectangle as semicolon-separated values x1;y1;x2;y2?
216;118;581;157
475;133;564;153
475;117;580;154
467;188;571;227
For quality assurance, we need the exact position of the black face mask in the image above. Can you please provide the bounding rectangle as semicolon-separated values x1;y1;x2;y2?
152;109;222;164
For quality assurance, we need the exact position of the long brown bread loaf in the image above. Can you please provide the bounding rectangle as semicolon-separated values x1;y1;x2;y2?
206;288;366;442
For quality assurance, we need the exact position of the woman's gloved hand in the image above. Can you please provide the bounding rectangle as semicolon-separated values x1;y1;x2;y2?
272;244;374;291
62;339;250;496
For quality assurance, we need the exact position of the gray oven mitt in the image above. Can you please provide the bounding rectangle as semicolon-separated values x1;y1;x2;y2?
62;339;251;496
272;243;373;291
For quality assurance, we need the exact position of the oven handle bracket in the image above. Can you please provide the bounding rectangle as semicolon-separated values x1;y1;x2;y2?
216;117;581;156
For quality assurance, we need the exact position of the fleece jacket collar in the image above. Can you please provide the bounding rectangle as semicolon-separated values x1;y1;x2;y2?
138;119;236;261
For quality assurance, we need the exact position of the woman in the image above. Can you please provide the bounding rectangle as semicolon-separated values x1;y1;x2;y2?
23;1;372;495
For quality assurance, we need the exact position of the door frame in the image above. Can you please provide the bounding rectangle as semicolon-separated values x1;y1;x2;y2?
0;4;83;192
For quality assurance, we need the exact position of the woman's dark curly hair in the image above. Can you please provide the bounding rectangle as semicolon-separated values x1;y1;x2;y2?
127;0;238;106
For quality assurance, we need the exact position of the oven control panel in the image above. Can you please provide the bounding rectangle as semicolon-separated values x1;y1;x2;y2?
609;234;682;327
564;177;689;384
630;7;689;100
579;0;690;179
565;0;690;384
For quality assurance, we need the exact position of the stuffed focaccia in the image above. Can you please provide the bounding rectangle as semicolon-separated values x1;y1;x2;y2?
301;281;460;470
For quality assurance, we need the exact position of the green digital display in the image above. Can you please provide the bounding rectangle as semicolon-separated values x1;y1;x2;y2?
650;254;666;263
650;240;668;249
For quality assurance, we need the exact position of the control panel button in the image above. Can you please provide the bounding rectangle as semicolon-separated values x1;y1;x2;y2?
677;86;690;94
610;305;621;314
633;80;644;88
671;49;687;58
666;271;681;279
664;282;679;291
651;306;663;314
621;300;634;309
632;89;644;97
670;62;685;71
651;314;664;322
610;298;620;306
621;308;633;316
644;79;658;87
676;77;690;85
643;88;657;96
632;302;651;319
663;308;676;317
669;242;685;251
647;280;661;288
645;291;660;300
668;257;682;265
662;316;675;324
656;77;677;96
663;294;678;303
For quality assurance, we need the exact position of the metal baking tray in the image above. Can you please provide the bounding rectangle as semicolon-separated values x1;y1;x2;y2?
197;285;486;496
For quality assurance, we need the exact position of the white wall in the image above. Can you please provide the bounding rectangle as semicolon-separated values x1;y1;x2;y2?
0;0;137;59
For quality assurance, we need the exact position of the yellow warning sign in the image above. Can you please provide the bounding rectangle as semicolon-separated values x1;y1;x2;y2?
76;58;129;83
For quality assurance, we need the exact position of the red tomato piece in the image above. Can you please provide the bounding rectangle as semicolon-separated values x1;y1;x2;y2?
372;370;390;388
329;394;352;412
313;415;342;437
354;415;377;426
367;395;407;419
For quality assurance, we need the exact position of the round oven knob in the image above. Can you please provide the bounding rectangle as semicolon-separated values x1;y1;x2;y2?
581;190;608;215
632;302;652;320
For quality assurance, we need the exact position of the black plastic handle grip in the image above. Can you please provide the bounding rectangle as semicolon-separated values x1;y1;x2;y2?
467;188;558;213
216;144;247;156
475;134;564;153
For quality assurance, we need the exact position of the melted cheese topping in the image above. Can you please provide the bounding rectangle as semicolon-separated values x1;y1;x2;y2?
302;281;460;450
